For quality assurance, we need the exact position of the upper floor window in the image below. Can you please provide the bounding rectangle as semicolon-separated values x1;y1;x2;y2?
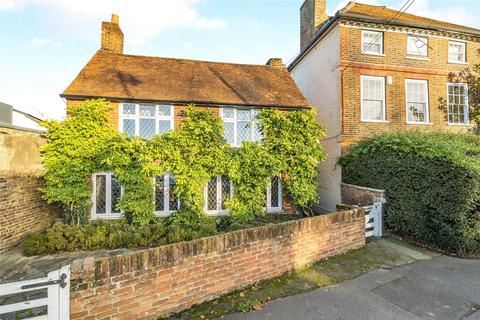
361;30;383;55
407;35;428;57
406;79;429;124
448;41;466;63
120;103;174;139
361;76;386;122
205;175;233;215
447;83;469;125
221;108;262;146
92;173;122;219
154;174;179;216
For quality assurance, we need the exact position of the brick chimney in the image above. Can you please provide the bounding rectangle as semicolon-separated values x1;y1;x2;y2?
300;0;328;50
266;58;284;68
101;14;124;54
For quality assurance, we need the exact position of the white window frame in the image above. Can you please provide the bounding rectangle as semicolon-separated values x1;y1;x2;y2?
91;172;123;220
119;103;174;138
361;30;384;55
447;83;469;125
407;35;428;57
405;79;430;124
220;108;262;147
154;174;180;217
360;75;387;122
448;41;466;64
204;176;233;216
266;177;282;213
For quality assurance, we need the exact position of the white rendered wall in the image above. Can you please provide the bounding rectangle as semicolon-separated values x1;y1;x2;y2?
290;25;341;212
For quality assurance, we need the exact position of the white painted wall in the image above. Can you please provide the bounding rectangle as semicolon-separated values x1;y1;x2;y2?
290;25;341;212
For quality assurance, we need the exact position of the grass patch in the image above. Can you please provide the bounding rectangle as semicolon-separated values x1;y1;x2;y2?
162;239;418;320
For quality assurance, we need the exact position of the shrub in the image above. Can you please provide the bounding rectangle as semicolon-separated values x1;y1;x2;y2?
339;132;480;256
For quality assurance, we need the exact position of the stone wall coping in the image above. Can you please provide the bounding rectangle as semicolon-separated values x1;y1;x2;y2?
341;182;385;193
0;123;45;134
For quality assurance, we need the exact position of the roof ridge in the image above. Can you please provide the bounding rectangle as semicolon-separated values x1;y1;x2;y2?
346;1;480;32
98;49;285;69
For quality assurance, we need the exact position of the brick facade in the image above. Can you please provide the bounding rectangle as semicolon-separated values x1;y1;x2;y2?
0;173;59;252
338;23;480;152
69;208;365;319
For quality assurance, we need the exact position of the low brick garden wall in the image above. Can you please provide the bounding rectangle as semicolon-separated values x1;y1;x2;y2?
69;208;365;319
0;173;59;252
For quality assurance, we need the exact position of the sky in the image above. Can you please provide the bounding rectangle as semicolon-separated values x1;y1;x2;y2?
0;0;479;120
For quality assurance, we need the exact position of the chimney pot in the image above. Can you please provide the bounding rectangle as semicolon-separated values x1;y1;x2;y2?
111;14;119;24
266;58;284;68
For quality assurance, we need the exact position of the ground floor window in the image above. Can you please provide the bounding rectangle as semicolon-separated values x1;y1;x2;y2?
266;176;282;212
205;175;233;215
447;83;469;125
92;173;122;219
154;174;180;216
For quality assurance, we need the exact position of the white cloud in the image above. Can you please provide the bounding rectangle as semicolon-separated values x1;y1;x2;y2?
0;0;227;46
26;38;62;48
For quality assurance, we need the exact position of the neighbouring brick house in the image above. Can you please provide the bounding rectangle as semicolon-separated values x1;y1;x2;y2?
289;0;480;211
61;15;309;220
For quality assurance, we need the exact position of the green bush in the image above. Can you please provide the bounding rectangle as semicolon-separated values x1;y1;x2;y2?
339;132;480;256
23;214;303;256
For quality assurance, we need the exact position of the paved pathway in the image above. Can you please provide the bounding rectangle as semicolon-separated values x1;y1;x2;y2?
225;253;480;320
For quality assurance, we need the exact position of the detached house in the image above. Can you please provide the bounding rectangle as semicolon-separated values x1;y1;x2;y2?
289;0;480;211
61;15;309;219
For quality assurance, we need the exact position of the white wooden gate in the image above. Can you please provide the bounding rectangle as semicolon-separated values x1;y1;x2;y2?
0;265;70;320
364;202;383;238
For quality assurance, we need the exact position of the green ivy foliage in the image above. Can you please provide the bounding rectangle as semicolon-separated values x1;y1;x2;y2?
41;100;119;224
339;132;480;256
41;99;326;227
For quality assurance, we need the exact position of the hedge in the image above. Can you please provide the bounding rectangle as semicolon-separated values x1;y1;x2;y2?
338;132;480;256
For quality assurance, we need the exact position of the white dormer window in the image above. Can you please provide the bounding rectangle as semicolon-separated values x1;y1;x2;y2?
362;30;383;55
448;41;466;63
119;104;174;138
221;108;263;146
407;35;428;56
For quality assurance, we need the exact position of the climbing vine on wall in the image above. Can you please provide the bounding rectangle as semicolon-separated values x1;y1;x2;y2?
41;99;326;226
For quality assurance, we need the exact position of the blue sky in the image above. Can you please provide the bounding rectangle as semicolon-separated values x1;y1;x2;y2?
1;0;479;120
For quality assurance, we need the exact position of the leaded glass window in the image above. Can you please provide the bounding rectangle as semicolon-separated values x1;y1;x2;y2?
154;174;179;216
205;176;233;214
119;104;174;138
265;177;282;212
221;108;263;146
92;173;123;218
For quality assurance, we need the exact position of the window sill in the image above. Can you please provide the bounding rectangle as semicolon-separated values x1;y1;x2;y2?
267;208;283;214
405;55;429;61
362;52;385;57
448;60;467;65
360;120;389;123
155;211;176;217
206;210;230;217
447;123;472;127
406;122;433;125
90;215;122;220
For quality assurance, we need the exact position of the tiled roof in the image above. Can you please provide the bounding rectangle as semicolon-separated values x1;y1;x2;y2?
341;2;480;36
62;50;309;108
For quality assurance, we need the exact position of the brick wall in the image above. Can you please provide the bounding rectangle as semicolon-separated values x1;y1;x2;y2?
0;173;59;252
341;182;385;207
69;208;365;319
338;23;480;153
